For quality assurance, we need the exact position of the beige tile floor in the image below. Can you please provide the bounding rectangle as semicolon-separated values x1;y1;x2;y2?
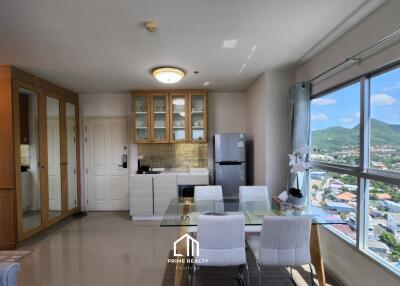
18;212;179;286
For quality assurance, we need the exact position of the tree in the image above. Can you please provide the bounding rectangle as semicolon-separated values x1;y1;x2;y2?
391;249;400;262
379;231;398;249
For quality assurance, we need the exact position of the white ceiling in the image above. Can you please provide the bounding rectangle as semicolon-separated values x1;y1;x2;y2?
0;0;385;93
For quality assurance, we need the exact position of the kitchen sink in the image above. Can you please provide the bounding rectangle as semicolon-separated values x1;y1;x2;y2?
136;170;161;174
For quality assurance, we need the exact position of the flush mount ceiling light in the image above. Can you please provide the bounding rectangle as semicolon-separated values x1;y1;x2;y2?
152;67;185;84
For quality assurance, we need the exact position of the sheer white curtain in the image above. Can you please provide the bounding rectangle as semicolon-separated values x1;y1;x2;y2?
288;82;311;195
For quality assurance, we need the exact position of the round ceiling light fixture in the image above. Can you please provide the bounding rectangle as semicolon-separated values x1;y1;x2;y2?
152;67;185;84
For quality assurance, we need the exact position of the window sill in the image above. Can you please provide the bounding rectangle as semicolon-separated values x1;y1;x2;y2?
322;225;400;280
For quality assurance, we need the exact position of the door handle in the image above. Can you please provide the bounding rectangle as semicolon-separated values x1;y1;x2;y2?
120;154;128;168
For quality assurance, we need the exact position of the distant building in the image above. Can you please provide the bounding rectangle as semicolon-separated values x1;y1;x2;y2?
325;201;354;213
368;241;390;257
387;213;400;240
371;162;388;170
335;192;356;202
311;171;326;181
329;179;344;191
374;193;392;201
332;224;354;237
385;200;400;212
343;184;357;192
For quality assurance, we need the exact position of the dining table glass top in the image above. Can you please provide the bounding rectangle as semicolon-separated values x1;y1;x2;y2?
160;197;346;227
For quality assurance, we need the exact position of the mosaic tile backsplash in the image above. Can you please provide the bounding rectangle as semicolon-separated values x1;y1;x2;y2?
137;143;208;168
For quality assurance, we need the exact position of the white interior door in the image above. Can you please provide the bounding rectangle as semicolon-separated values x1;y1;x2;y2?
85;118;129;211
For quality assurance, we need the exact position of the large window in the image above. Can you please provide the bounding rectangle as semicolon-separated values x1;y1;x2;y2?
310;64;400;275
311;168;357;242
311;82;360;166
367;181;400;265
370;68;400;173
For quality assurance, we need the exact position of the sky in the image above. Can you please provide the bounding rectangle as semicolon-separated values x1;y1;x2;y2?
311;66;400;131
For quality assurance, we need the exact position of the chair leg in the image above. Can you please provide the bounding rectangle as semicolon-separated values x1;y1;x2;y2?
238;265;245;286
256;263;261;286
309;264;314;286
191;264;197;286
245;263;250;286
289;266;298;286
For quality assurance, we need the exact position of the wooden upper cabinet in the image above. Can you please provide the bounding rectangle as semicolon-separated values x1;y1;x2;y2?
150;93;169;143
132;90;207;144
169;93;188;143
188;92;207;143
132;94;150;143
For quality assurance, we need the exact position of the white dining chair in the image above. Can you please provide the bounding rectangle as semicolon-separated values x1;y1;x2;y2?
190;213;249;286
194;185;223;201
239;185;270;233
239;186;270;208
247;215;313;286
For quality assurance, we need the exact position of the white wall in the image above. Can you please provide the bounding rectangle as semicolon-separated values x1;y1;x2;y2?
245;74;266;185
245;70;293;197
296;0;400;95
207;92;247;181
207;92;247;133
296;1;400;285
79;93;131;117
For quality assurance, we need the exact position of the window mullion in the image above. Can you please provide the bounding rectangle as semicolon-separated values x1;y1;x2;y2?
358;76;370;251
360;76;370;172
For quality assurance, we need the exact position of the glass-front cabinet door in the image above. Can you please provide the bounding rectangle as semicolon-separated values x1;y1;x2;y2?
132;94;150;143
189;93;207;142
170;93;187;142
66;102;78;211
151;93;169;143
46;96;62;221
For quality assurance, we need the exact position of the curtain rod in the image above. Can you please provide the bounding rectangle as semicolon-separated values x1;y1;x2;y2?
310;28;400;83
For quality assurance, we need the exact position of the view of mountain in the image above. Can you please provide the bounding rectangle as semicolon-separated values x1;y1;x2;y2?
312;119;400;151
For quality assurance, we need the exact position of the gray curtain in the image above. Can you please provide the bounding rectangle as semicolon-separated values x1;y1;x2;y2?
288;82;311;192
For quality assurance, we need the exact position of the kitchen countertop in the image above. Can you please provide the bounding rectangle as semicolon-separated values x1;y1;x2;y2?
129;168;209;176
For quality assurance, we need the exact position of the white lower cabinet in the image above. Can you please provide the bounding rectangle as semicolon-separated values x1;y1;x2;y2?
130;175;153;216
153;175;178;216
129;173;209;219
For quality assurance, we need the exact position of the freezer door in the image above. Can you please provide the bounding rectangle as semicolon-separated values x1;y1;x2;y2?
215;163;246;198
214;133;246;162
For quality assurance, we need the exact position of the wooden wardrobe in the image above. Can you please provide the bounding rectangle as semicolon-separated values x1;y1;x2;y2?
0;66;81;249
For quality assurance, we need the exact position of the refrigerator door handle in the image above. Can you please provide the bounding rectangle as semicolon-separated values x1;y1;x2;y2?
218;161;243;165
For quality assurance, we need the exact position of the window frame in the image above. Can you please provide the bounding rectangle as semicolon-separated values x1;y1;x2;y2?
310;78;362;168
309;60;400;277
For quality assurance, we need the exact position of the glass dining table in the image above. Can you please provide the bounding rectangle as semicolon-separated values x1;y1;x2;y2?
160;197;345;286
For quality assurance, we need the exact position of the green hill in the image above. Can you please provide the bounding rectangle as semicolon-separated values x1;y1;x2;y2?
312;119;400;152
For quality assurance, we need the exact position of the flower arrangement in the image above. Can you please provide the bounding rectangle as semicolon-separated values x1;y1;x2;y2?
287;145;312;207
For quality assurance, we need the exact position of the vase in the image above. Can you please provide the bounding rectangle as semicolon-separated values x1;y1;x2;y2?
288;194;306;209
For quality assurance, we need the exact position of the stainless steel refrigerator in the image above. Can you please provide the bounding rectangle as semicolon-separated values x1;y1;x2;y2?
214;133;246;198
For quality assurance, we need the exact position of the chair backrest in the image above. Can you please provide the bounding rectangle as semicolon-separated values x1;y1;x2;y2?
258;216;312;266
196;214;246;266
239;186;270;208
194;185;223;201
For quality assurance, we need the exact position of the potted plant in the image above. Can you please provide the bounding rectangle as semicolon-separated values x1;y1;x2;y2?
288;145;311;208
